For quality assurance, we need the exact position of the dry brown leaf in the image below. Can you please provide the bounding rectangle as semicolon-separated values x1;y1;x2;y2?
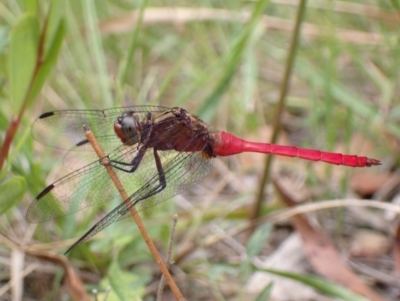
350;230;390;258
27;250;91;301
351;172;394;196
273;180;386;301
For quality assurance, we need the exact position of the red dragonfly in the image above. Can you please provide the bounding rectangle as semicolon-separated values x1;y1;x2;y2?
28;106;380;253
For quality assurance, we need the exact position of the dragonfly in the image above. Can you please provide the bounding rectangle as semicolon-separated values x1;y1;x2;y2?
28;105;380;253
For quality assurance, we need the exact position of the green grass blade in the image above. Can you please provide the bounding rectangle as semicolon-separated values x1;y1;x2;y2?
198;0;271;120
246;224;272;259
117;0;147;85
82;0;112;107
29;20;66;106
260;269;370;301
254;282;273;301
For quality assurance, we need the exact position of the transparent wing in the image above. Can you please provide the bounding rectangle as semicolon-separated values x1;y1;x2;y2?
31;105;170;150
28;110;193;223
65;149;213;253
27;143;140;222
29;105;214;253
33;105;171;170
28;136;213;252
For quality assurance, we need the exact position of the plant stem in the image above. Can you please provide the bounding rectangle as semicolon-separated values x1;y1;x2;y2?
248;0;308;235
83;125;185;301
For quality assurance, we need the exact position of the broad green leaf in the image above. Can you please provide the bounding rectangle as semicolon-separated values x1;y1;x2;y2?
0;176;27;215
28;19;65;105
22;0;37;14
261;269;370;301
8;14;39;112
106;260;148;301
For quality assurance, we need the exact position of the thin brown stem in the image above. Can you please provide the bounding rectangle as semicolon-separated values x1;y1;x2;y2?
157;214;178;301
83;125;184;301
248;0;308;236
0;6;49;170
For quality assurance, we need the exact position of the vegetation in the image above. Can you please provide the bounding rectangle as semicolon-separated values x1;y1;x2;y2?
0;0;398;300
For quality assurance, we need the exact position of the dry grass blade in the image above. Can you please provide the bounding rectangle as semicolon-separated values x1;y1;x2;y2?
249;0;306;237
98;7;384;45
0;235;40;298
27;250;91;301
274;180;386;301
272;0;400;23
157;214;178;301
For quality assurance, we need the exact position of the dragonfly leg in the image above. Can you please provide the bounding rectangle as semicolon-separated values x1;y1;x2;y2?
107;146;148;173
115;149;167;217
65;148;168;253
152;147;166;191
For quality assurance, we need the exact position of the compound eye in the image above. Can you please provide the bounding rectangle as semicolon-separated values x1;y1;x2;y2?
114;113;141;145
121;117;137;135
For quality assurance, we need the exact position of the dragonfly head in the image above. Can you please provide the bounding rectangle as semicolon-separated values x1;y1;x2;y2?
114;111;141;145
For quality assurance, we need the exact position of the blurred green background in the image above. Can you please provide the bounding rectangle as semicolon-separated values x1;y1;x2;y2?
0;0;398;300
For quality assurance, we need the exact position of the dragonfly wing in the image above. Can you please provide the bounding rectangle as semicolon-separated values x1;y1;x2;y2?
28;128;188;222
62;143;119;171
27;159;120;222
27;139;152;222
32;110;117;150
65;150;214;252
31;105;170;150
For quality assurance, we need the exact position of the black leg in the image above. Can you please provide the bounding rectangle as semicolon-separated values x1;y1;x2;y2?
116;148;167;216
106;145;148;173
152;147;166;191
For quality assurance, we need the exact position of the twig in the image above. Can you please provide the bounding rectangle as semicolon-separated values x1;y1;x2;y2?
248;0;308;236
174;197;400;264
157;214;179;301
103;287;111;301
92;289;98;301
83;125;185;301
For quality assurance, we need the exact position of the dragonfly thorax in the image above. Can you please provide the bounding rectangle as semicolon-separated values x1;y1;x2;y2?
114;111;141;145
